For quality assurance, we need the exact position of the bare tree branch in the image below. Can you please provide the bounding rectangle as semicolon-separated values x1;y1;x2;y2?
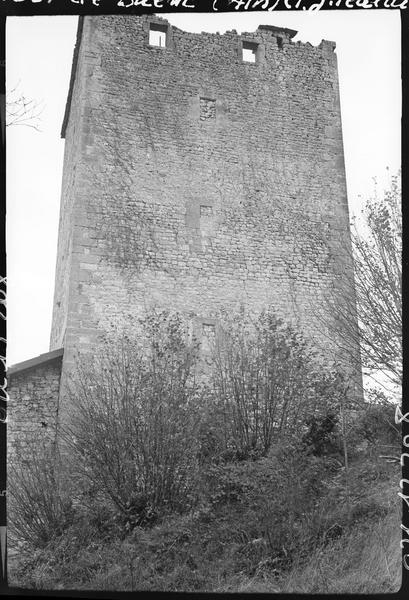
6;83;44;131
322;171;401;394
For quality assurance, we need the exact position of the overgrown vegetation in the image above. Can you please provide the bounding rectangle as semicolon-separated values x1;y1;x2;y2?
8;310;401;592
353;172;401;389
324;172;401;397
63;313;204;529
208;310;351;460
8;441;74;550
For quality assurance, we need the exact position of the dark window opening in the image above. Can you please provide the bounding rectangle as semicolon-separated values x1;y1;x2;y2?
277;37;283;49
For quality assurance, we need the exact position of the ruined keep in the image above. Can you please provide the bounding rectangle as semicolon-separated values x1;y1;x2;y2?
8;15;361;456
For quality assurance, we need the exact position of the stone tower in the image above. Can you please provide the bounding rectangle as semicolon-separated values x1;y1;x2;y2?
8;15;362;455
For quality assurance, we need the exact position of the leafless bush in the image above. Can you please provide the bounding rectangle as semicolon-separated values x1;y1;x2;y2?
8;441;74;548
63;311;205;527
209;310;348;459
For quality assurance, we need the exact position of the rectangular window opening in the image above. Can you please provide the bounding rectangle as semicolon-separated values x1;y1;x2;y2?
242;41;258;63
149;23;168;47
277;37;283;49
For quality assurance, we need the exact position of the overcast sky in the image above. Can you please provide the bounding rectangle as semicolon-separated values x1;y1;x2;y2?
6;10;401;366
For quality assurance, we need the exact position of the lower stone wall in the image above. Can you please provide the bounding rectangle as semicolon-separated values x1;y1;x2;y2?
7;351;63;465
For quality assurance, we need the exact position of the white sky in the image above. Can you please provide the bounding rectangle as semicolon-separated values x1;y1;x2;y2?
6;11;401;367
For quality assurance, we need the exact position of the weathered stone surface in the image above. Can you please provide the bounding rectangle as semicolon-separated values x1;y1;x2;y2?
14;15;359;433
7;352;63;463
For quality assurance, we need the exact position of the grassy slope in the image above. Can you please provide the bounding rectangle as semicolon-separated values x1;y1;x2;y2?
9;452;401;594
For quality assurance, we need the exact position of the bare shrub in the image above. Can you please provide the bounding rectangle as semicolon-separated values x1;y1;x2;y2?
8;441;74;548
209;309;347;459
63;311;204;528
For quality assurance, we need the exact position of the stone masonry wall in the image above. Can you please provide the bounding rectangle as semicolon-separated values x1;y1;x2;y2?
7;359;62;464
50;15;360;397
50;18;89;351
